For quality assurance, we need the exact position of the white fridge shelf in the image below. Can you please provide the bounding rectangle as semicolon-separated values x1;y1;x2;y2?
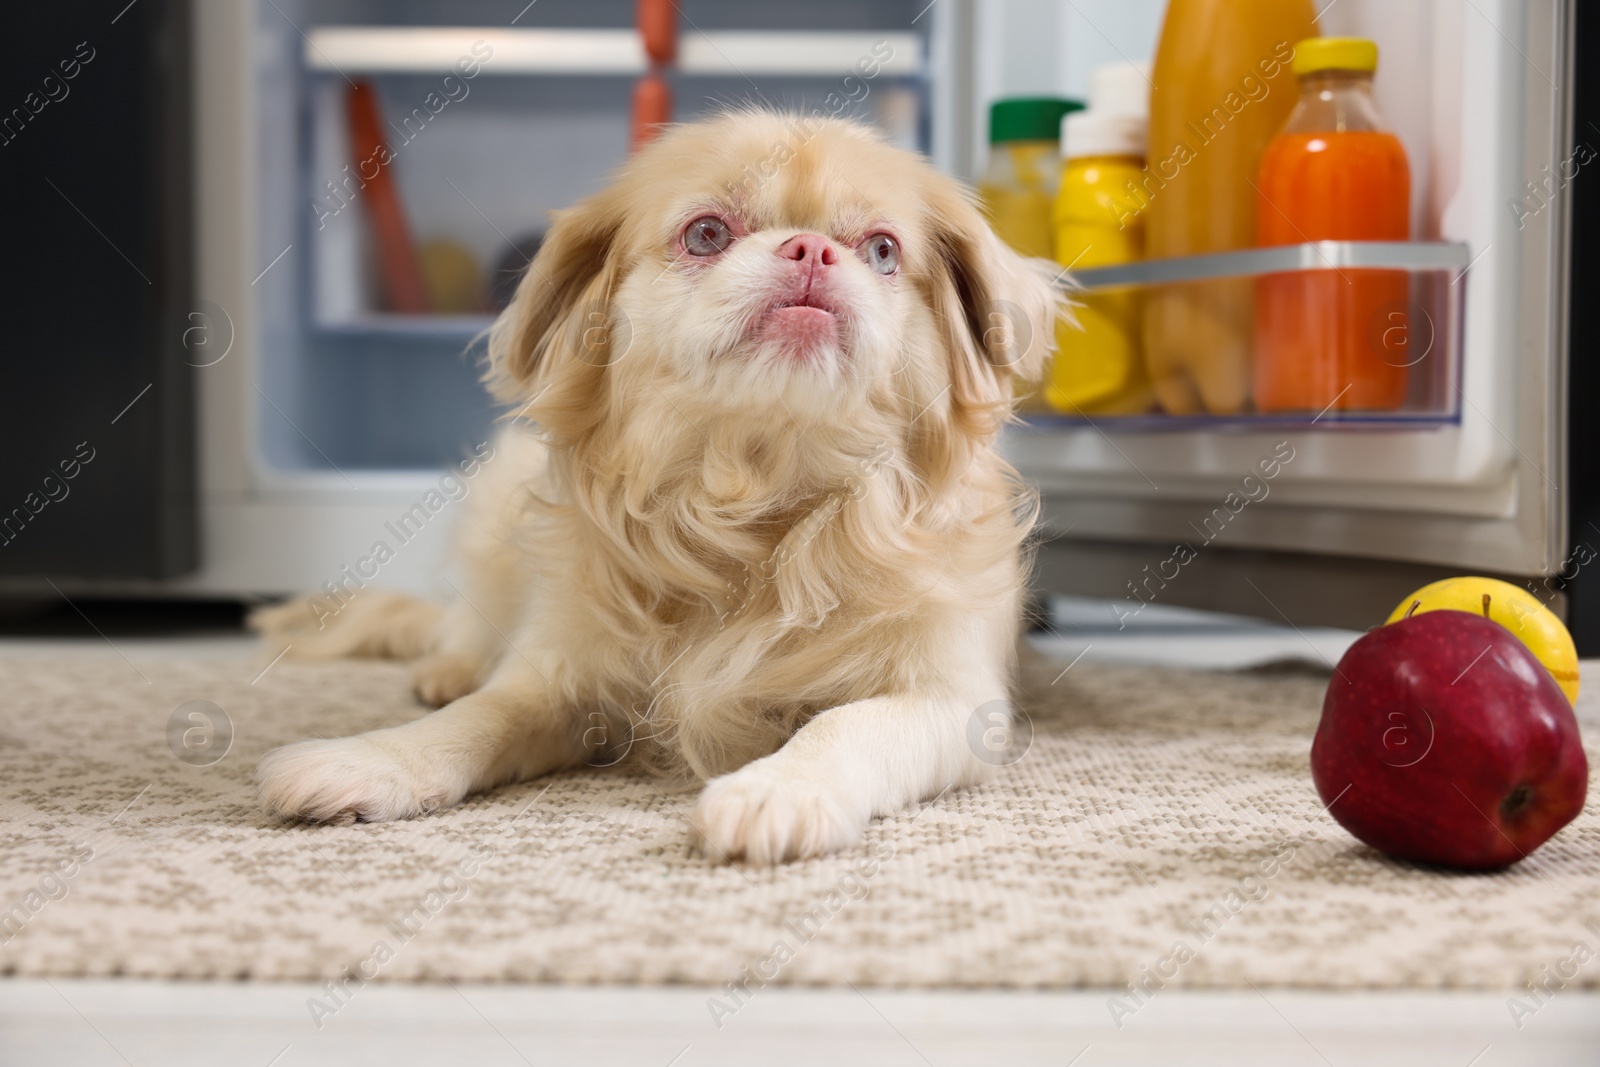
303;27;923;78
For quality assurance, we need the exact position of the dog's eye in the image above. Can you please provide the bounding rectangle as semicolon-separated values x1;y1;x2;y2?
683;215;734;256
859;233;900;275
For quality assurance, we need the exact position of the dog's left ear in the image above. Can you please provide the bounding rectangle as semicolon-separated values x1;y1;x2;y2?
484;183;630;440
920;178;1064;421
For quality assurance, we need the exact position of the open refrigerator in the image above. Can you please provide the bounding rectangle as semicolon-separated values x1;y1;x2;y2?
966;0;1581;636
185;0;929;595
177;0;1591;645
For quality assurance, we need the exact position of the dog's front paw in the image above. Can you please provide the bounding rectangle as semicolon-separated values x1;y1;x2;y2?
691;758;868;865
410;652;483;708
256;735;452;824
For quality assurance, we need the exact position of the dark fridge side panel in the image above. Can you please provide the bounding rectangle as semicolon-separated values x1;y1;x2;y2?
0;0;195;580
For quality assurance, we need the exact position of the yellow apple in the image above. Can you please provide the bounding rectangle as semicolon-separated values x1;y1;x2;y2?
1386;576;1580;704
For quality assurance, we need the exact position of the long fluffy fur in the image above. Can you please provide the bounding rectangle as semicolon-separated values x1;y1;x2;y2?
255;111;1064;862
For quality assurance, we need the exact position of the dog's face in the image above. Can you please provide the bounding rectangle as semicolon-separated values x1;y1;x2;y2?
489;112;1058;481
629;176;908;409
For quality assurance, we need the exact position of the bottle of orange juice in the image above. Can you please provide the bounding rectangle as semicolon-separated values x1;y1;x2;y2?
1142;0;1318;414
1253;38;1411;413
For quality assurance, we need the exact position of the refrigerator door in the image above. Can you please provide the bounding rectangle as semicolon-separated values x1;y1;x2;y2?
992;0;1576;630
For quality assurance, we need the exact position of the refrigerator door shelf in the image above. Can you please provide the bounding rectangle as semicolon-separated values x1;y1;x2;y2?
1066;241;1470;291
1027;240;1470;432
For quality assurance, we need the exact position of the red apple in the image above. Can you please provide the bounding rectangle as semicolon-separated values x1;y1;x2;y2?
1312;610;1588;869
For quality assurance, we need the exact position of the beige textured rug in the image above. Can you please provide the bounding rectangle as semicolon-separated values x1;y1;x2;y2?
0;644;1596;993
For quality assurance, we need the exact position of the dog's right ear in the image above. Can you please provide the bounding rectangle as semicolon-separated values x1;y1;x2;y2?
485;187;628;433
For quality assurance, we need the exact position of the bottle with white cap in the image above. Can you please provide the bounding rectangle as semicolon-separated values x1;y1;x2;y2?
1045;62;1156;416
1089;61;1150;117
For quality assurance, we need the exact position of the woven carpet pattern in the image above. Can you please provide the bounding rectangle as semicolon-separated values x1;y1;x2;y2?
0;647;1595;990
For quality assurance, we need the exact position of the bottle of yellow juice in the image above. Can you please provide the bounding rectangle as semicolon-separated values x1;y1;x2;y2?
1142;0;1318;414
1047;65;1155;415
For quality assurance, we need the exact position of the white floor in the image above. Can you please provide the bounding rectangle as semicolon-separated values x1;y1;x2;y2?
2;599;1595;1067
5;981;1599;1067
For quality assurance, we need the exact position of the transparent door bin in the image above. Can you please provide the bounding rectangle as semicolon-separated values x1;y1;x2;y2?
1023;241;1468;431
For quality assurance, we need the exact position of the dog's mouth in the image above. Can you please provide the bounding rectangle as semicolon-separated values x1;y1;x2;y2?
759;287;842;355
771;291;839;321
769;303;836;327
773;287;836;314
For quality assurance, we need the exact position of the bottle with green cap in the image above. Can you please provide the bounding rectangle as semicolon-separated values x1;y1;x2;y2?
977;97;1081;411
977;97;1082;261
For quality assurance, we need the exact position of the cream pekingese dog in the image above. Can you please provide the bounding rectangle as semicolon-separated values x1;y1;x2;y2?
253;111;1062;864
